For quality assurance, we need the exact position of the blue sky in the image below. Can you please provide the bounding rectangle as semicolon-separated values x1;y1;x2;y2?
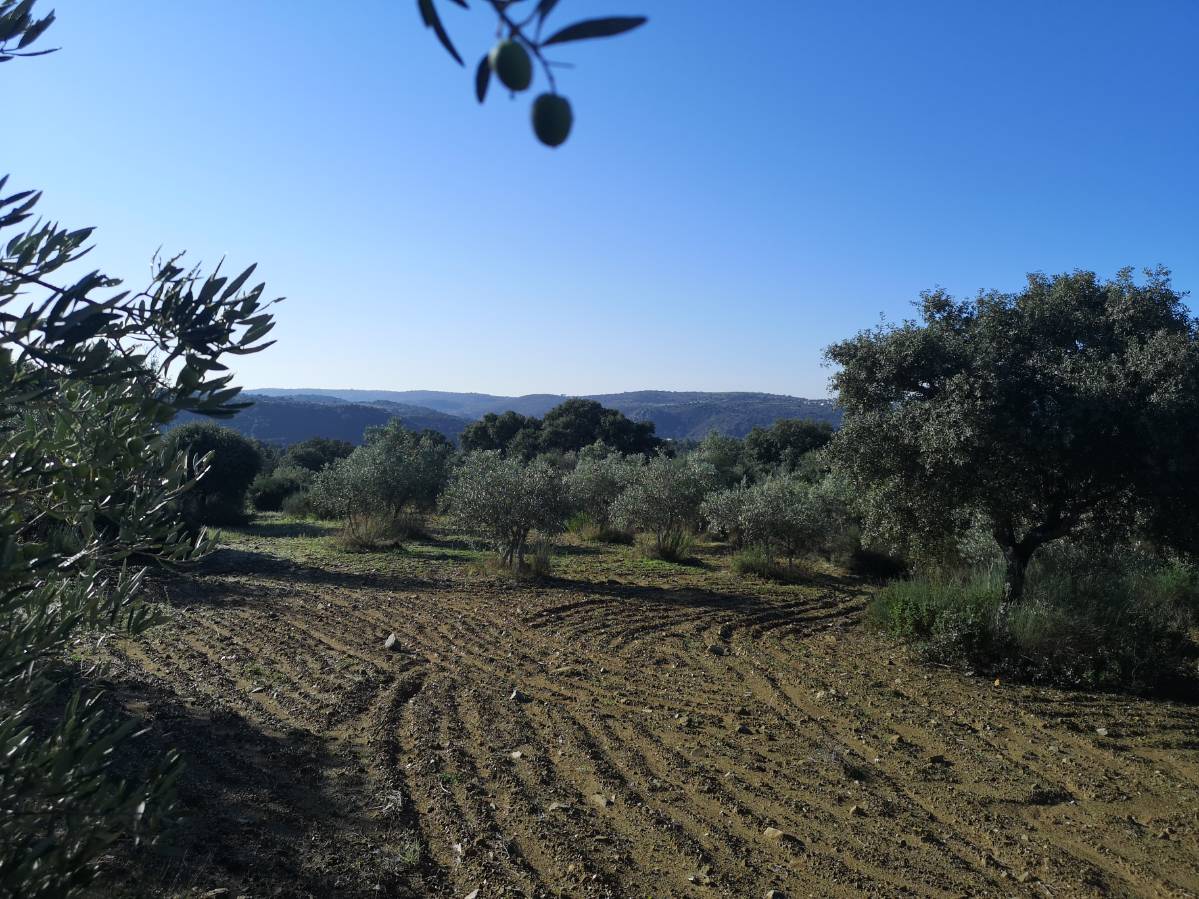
5;0;1197;398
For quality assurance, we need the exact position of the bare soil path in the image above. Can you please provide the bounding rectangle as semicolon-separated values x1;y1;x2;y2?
92;520;1199;898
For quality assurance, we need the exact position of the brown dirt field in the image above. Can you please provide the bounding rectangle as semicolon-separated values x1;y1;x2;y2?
88;518;1199;898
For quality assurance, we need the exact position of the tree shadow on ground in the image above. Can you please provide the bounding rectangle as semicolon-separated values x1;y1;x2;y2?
530;573;871;639
164;549;446;609
233;520;333;539
75;674;426;898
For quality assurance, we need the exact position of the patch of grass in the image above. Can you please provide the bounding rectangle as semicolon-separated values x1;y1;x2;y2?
335;514;404;553
640;529;696;563
566;512;634;545
730;546;812;583
869;548;1199;693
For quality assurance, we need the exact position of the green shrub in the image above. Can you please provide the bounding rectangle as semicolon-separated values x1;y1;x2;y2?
248;465;311;511
712;473;857;573
565;511;633;544
869;549;1199;692
701;484;750;547
281;490;315;518
565;450;640;535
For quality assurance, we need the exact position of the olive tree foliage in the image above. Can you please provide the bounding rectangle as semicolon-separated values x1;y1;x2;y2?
309;421;452;530
443;451;569;567
564;448;642;531
703;473;852;562
690;431;752;488
0;13;277;894
826;268;1199;610
700;483;750;547
415;0;647;147
610;454;718;555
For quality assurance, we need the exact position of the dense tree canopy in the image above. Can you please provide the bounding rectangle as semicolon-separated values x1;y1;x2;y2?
459;399;659;459
744;419;834;475
165;422;264;525
282;436;354;472
460;410;542;458
540;398;659;456
826;267;1199;605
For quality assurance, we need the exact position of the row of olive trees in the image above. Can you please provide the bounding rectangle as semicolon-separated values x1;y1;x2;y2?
434;444;851;569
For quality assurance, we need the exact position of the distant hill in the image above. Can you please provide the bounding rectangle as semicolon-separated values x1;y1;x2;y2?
173;395;470;446
249;389;840;442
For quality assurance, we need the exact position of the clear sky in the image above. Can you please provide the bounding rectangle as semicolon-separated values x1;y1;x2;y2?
5;1;1197;398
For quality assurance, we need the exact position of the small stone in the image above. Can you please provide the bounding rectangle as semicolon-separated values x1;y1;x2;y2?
510;750;523;760
765;891;786;899
248;686;264;694
1095;727;1108;737
465;891;479;899
509;688;529;703
762;826;802;849
202;891;230;898
849;804;865;817
384;632;401;651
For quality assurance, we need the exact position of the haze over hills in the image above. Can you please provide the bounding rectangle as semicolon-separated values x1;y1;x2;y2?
229;389;841;445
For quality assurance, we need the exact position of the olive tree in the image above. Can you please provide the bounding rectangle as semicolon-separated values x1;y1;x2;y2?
611;454;717;558
826;268;1199;611
691;431;751;487
741;474;851;564
701;483;751;547
564;448;641;532
0;20;277;894
443;451;569;567
310;421;452;537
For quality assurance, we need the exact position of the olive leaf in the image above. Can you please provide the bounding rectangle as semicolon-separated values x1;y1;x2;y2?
541;16;647;47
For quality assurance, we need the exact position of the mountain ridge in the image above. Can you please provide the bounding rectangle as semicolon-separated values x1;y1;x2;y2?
238;388;840;444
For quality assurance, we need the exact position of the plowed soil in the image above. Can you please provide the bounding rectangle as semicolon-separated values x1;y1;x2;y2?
90;518;1199;898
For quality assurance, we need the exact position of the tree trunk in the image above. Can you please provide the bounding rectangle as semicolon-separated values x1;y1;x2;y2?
996;543;1032;626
